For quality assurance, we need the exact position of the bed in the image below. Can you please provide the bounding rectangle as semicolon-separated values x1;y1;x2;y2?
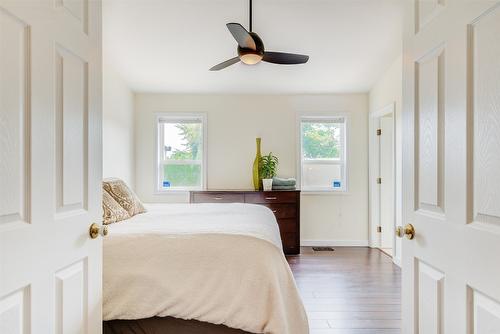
102;203;309;334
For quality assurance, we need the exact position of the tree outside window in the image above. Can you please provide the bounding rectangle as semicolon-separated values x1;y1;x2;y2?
300;117;347;192
157;115;205;191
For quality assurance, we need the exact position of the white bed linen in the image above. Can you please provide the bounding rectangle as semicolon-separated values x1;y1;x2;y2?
103;203;309;334
108;203;282;249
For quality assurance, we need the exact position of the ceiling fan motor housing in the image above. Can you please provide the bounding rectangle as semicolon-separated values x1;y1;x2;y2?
238;32;264;65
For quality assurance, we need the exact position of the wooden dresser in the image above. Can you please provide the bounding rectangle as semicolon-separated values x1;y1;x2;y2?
190;190;300;255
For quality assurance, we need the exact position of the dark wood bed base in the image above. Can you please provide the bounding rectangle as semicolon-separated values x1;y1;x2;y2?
103;317;254;334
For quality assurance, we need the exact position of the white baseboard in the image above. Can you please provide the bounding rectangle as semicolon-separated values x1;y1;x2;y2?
392;256;401;268
301;239;369;247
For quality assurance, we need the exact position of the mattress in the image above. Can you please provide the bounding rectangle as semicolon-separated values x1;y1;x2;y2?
103;203;309;334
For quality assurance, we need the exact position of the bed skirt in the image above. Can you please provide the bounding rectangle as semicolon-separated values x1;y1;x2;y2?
103;317;254;334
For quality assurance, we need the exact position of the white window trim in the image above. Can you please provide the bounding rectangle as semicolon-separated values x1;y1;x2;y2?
296;112;350;193
154;112;207;193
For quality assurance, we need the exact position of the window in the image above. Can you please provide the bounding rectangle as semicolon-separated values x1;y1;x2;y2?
299;116;347;192
156;114;206;191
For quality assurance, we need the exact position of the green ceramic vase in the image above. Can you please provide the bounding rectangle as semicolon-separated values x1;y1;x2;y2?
252;138;262;190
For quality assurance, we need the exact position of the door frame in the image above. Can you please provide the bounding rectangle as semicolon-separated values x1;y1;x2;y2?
369;103;397;258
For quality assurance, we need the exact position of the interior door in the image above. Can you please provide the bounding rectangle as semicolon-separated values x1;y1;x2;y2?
402;1;500;333
380;115;394;250
0;1;102;333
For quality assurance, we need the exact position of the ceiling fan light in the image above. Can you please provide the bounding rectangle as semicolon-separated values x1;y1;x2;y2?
240;53;263;65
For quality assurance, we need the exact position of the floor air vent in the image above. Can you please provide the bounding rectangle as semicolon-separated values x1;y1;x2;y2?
312;247;335;252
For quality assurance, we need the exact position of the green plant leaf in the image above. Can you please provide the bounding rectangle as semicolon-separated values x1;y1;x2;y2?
259;152;279;179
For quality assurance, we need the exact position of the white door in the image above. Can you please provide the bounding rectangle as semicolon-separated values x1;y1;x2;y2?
380;115;394;251
402;1;500;333
0;1;102;333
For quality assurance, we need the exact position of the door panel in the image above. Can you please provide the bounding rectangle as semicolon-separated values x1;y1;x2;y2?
56;0;89;34
55;260;88;334
471;290;500;334
0;7;30;226
0;1;102;333
55;45;89;215
471;5;500;227
417;261;444;334
0;287;29;334
403;1;500;334
416;0;446;33
415;46;445;216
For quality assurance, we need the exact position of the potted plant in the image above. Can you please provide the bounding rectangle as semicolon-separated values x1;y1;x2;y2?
259;153;279;191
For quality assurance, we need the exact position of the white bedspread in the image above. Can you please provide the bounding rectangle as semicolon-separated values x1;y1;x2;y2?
108;203;282;249
103;203;309;334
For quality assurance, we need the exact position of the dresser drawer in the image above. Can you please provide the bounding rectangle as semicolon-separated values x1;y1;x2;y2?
191;192;244;203
264;204;296;219
281;233;299;254
245;191;297;204
277;218;298;233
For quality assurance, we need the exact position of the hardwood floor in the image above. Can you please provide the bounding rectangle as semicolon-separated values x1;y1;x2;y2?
287;247;401;334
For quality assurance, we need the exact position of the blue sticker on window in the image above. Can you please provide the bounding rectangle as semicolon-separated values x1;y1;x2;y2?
333;180;341;189
163;181;171;188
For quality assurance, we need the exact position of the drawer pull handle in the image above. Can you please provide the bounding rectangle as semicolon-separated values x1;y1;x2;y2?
265;197;277;200
272;210;277;213
213;197;223;200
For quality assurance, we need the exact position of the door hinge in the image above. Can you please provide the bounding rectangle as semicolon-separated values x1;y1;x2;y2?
377;226;382;233
376;128;382;136
376;177;382;184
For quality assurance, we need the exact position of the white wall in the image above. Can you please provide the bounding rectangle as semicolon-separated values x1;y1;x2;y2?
369;55;403;265
103;65;135;188
134;94;369;245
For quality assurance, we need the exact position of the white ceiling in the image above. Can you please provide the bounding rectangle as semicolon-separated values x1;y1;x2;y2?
103;0;402;94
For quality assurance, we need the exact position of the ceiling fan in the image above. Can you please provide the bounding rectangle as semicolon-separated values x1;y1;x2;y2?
210;0;309;71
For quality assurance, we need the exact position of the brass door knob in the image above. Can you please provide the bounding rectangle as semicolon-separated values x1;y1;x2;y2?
395;224;415;240
89;223;108;239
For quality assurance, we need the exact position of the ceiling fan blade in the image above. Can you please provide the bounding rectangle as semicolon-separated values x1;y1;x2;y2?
209;57;240;71
263;51;309;65
226;23;256;50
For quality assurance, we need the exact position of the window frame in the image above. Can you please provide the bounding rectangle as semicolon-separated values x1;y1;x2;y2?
155;113;207;193
297;113;349;193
